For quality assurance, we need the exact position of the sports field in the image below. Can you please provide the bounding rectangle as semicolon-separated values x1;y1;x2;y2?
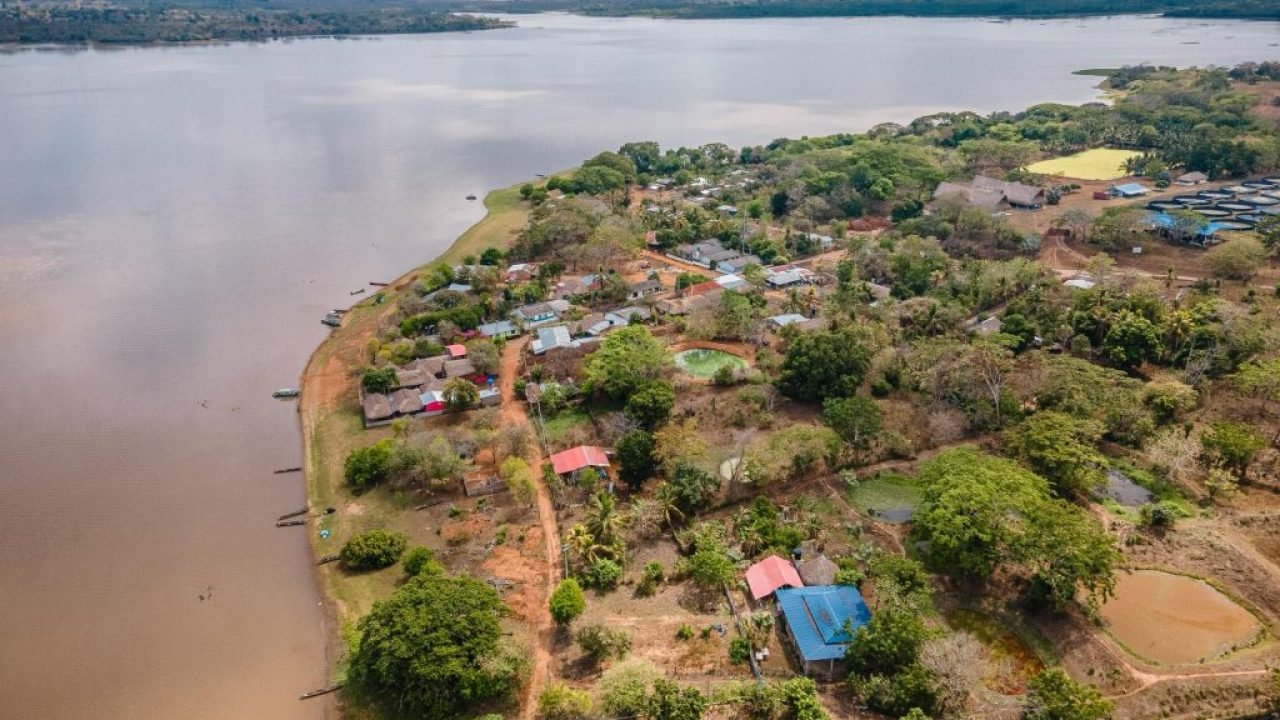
1027;148;1141;180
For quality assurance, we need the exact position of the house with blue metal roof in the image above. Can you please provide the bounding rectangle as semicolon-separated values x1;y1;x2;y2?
775;585;871;677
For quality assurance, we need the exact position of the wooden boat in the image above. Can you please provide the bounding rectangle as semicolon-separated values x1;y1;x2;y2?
272;388;300;399
465;194;477;200
321;312;342;327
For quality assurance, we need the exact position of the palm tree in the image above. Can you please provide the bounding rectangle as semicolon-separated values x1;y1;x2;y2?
653;482;685;535
586;492;625;559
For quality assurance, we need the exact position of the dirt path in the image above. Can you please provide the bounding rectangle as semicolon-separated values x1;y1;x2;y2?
498;336;561;720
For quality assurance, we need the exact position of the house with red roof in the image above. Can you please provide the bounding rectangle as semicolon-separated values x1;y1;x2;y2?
549;445;611;483
446;344;467;359
745;555;805;601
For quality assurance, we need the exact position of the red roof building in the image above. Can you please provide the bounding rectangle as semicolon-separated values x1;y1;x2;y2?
549;445;610;476
745;555;805;601
447;344;467;359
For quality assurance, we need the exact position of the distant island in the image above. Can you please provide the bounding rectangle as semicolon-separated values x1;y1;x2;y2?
0;2;508;45
466;0;1280;20
5;0;1277;46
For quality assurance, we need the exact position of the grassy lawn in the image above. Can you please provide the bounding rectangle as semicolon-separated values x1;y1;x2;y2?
1026;148;1141;181
846;472;924;522
540;407;593;445
439;184;531;266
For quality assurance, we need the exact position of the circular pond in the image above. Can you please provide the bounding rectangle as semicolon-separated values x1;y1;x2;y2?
674;348;747;379
1099;570;1259;664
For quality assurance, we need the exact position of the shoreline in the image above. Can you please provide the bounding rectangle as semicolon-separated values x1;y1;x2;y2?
296;181;531;710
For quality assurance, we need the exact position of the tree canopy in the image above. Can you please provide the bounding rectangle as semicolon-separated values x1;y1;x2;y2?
349;572;527;718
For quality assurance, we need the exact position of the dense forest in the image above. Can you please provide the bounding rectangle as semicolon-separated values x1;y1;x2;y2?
0;3;507;44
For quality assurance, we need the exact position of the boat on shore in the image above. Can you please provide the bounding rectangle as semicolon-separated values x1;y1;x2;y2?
322;311;342;327
272;388;300;399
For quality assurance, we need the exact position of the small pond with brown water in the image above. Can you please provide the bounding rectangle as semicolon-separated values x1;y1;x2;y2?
1099;570;1260;664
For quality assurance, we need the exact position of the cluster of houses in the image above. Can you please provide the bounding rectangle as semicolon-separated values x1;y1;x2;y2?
361;344;500;427
671;238;762;274
744;553;871;677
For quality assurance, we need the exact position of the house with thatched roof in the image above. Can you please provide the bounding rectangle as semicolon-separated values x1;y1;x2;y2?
362;393;393;427
795;555;838;587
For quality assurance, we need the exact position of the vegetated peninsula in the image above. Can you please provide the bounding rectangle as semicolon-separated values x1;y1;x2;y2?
303;62;1280;720
0;1;508;45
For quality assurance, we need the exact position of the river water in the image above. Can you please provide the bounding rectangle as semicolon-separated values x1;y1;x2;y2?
0;12;1276;720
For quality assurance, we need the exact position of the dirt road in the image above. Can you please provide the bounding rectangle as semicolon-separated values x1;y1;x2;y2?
498;336;562;720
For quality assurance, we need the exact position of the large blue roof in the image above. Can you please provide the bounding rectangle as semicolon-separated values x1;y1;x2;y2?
776;586;871;663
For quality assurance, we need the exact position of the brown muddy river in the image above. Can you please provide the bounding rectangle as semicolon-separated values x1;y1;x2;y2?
2;13;1278;719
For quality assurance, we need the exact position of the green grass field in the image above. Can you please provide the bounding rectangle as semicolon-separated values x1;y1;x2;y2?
1026;148;1141;180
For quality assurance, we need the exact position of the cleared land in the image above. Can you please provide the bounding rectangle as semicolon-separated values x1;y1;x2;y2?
1027;148;1142;180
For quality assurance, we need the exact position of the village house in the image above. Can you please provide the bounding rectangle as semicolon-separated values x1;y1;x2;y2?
627;279;664;301
512;302;559;327
446;343;467;359
745;555;805;601
505;262;538;283
934;176;1045;210
766;266;815;288
531;325;577;355
552;274;598;301
549;445;611;484
656;287;722;316
714;273;748;291
1175;171;1208;186
794;554;839;587
775;586;871;678
443;358;478;378
716;254;761;274
604;306;652;326
361;393;394;427
767;313;809;329
477;320;518;339
462;475;507;498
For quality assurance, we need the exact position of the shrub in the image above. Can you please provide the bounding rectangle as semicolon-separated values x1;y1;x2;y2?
343;440;393;491
712;364;738;386
361;366;398;394
598;659;661;719
340;530;408;571
636;561;665;597
549;578;586;625
402;546;442;577
676;624;695;640
584;558;622;590
538;683;591;720
728;636;751;664
575;624;631;663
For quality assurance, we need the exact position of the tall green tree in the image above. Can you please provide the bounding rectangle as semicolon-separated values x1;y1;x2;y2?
349;573;527;718
777;327;872;402
583;325;672;401
1003;411;1106;496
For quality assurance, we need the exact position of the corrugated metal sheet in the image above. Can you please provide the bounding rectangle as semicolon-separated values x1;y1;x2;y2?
776;586;871;663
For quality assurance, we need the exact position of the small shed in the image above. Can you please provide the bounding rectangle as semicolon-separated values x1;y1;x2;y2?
1175;171;1208;186
1110;182;1148;198
768;313;808;329
776;586;871;677
795;555;839;586
746;555;805;601
446;344;467;359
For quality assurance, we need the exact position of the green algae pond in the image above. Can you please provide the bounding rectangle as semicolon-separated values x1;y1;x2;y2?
674;348;748;379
